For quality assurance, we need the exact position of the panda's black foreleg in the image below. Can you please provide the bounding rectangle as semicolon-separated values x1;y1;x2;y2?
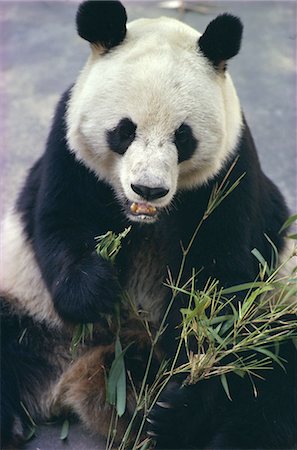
148;340;297;449
206;339;297;450
147;290;296;449
147;378;223;449
33;220;120;324
50;250;120;323
33;222;120;323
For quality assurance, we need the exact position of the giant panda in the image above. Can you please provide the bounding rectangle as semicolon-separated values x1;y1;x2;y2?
1;1;296;449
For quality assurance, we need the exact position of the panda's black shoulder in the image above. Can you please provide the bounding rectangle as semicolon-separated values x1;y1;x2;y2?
238;117;289;244
176;117;289;282
44;85;73;160
16;86;123;242
16;157;44;239
16;87;74;237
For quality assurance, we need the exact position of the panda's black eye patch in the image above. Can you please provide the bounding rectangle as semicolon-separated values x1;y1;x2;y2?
107;118;137;155
174;123;198;163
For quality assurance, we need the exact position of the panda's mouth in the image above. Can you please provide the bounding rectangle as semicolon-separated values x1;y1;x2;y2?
127;201;159;222
130;202;157;216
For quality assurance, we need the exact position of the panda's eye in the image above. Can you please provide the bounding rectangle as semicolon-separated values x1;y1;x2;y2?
107;118;137;155
119;120;136;140
175;126;189;143
174;123;198;164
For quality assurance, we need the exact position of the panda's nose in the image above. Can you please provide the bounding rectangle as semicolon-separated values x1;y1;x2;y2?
131;184;169;201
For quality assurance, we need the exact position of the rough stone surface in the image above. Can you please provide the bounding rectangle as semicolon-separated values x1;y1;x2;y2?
1;1;296;449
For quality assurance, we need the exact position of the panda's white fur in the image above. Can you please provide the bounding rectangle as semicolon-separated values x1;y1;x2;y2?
0;210;62;327
67;17;242;218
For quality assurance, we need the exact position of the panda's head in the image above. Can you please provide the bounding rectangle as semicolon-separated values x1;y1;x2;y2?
67;1;243;223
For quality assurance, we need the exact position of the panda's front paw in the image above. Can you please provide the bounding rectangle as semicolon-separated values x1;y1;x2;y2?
52;253;120;323
147;381;193;449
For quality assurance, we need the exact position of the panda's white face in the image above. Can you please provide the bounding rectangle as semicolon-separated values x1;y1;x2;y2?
67;17;242;223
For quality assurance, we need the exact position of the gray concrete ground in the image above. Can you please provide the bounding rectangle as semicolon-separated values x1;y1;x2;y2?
1;1;296;449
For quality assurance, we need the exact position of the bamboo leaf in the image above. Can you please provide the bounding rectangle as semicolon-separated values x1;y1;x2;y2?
220;373;232;401
96;227;131;263
208;327;225;347
234;369;245;379
220;319;235;335
116;358;126;417
251;248;268;269
106;338;132;408
253;347;286;371
274;341;280;357
139;439;152;450
114;335;127;417
228;301;239;320
18;328;27;344
264;233;279;269
70;324;83;350
208;315;234;325
214;323;223;334
281;285;297;304
86;323;94;338
288;233;297;240
180;307;198;323
60;419;70;440
279;214;297;233
25;426;36;441
107;338;124;405
222;282;271;295
20;401;36;427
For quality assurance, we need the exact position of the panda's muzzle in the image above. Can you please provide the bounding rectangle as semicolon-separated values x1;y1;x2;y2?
126;184;170;221
131;184;169;201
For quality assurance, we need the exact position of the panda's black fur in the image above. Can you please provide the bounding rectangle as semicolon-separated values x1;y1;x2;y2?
1;2;296;449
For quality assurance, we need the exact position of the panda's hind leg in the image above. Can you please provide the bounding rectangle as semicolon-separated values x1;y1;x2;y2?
52;317;159;444
0;298;69;448
1;299;52;448
51;345;137;444
1;343;27;447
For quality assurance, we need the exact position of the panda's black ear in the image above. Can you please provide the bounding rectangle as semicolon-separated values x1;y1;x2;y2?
198;14;243;68
76;1;127;49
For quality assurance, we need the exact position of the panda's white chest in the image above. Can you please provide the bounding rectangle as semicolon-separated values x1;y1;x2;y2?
123;238;168;324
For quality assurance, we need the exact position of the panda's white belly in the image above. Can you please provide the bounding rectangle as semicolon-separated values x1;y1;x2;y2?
0;210;62;327
123;239;168;324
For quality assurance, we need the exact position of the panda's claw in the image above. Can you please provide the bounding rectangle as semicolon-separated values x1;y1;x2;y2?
146;417;157;425
146;381;193;448
147;430;159;438
156;401;173;409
